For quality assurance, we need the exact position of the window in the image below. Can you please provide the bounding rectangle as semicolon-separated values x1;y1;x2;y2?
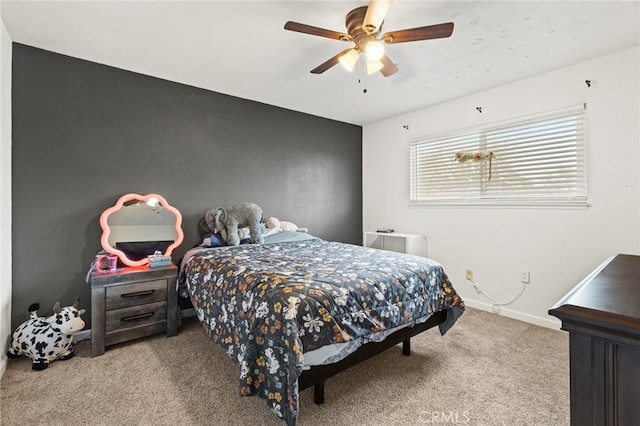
409;104;587;207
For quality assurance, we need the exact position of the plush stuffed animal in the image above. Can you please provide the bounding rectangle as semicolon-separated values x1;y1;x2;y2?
220;227;251;245
205;202;264;246
199;219;266;247
7;298;86;370
265;217;308;233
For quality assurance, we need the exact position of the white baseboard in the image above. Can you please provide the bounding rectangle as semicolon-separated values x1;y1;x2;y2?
74;329;91;342
463;297;562;330
181;308;196;318
0;356;6;379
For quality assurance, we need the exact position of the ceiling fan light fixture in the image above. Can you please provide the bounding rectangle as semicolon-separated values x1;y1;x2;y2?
365;40;385;62
284;1;454;77
366;60;384;75
338;49;359;72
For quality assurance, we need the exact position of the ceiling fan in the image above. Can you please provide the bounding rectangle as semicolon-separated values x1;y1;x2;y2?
284;0;454;77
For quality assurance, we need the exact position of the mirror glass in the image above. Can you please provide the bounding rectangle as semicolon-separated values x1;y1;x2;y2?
99;193;184;267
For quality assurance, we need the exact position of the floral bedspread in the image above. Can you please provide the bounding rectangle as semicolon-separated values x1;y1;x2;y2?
178;238;464;425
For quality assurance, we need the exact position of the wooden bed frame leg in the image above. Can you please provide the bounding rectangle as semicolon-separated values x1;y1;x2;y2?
402;338;411;356
313;381;325;405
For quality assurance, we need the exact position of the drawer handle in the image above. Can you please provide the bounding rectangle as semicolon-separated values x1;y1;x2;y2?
121;312;154;322
121;290;155;298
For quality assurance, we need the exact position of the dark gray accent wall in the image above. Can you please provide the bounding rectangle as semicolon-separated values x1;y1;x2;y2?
11;44;362;329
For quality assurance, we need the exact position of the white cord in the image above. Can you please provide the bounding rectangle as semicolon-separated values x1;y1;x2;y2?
85;260;98;283
468;278;527;314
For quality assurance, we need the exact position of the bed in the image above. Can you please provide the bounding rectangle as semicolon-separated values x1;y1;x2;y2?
178;231;464;425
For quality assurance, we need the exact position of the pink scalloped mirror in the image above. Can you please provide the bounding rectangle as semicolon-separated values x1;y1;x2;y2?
99;193;184;267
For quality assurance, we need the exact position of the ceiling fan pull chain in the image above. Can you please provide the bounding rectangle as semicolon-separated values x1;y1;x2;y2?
359;58;368;93
359;76;368;94
359;58;370;93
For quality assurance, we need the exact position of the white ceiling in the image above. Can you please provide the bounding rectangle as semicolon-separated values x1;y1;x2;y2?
1;1;639;125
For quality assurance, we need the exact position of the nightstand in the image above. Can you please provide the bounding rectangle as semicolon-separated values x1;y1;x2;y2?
364;231;427;257
90;264;178;357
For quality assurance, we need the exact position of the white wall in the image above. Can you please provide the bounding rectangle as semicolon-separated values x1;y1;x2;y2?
363;47;640;328
0;17;11;377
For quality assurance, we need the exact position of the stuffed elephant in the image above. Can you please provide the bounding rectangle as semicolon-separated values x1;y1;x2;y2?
205;202;264;246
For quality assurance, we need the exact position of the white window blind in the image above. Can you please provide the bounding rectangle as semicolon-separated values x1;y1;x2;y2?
410;104;587;207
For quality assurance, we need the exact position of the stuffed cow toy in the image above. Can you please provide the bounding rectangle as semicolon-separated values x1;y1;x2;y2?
205;202;264;246
7;298;86;370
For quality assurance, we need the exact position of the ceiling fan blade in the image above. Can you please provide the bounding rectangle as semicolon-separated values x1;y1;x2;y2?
284;21;352;42
311;49;354;74
381;22;454;44
363;0;394;34
379;55;398;77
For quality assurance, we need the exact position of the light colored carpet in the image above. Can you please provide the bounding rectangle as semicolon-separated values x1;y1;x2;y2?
0;308;569;425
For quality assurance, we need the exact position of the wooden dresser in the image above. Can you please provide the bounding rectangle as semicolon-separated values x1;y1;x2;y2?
90;264;178;356
549;254;640;426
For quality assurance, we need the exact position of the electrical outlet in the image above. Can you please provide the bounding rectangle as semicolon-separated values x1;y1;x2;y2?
465;269;474;281
521;270;530;284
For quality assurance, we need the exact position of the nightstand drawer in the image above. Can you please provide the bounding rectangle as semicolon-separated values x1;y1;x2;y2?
106;279;167;310
105;301;167;334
